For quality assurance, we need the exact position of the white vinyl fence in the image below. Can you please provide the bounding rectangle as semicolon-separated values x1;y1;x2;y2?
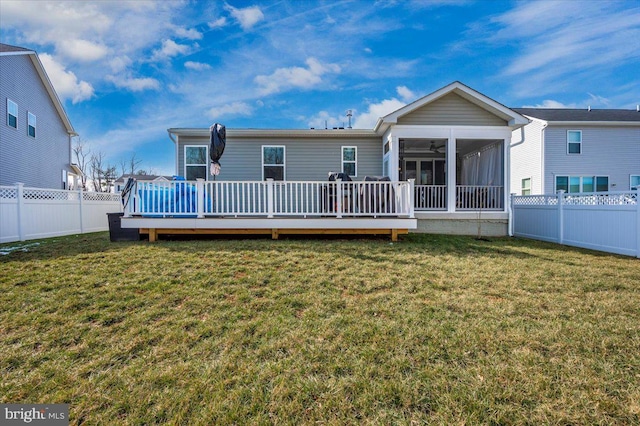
0;183;122;243
511;190;639;258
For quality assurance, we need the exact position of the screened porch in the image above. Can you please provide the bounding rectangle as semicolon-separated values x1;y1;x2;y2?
399;138;505;211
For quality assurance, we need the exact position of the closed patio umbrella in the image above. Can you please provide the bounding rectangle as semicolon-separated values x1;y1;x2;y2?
210;123;226;178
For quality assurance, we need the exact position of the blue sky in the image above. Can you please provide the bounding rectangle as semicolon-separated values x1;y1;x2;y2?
1;0;639;175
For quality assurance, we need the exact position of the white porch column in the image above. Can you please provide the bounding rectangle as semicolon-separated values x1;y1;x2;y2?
446;130;456;213
390;135;399;181
503;137;510;212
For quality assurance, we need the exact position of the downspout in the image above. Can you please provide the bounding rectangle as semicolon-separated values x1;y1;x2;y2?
167;130;178;177
540;121;548;194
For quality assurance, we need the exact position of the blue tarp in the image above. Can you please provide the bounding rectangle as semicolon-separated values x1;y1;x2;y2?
137;177;211;217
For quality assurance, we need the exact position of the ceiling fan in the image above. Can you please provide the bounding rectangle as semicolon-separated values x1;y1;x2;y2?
429;141;445;154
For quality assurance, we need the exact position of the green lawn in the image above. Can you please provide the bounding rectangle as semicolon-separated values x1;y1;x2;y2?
1;232;639;425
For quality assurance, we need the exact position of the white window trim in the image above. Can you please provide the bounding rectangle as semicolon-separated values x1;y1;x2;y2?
184;145;209;181
630;175;640;191
342;146;357;177
27;111;36;138
567;130;582;155
7;99;17;129
521;177;531;195
555;175;609;193
262;145;286;181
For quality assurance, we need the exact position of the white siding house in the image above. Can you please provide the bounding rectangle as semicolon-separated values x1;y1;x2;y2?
510;109;640;195
0;43;79;189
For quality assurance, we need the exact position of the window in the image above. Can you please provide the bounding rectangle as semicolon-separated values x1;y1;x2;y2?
521;178;531;195
262;146;285;180
27;112;36;137
567;130;582;154
184;145;208;180
631;175;640;191
7;99;17;128
342;146;357;177
556;175;608;193
62;170;67;190
383;140;390;155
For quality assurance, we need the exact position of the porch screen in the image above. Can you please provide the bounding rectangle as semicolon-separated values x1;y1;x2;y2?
460;142;503;186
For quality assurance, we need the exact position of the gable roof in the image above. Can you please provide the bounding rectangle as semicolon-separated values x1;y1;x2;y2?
513;108;640;123
375;81;529;133
0;43;77;136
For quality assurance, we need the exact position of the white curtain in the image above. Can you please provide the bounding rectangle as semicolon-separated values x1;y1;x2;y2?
461;142;503;186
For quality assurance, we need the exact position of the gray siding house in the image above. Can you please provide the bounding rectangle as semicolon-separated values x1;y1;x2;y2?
164;82;529;236
510;109;640;195
0;43;79;189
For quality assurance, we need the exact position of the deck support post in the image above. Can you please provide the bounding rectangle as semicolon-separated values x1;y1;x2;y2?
149;228;157;242
271;228;279;240
391;229;398;242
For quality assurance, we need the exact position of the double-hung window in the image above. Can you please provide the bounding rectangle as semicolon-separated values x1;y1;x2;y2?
567;130;582;154
262;146;285;180
556;175;608;193
28;112;36;137
342;146;357;177
7;99;17;129
630;175;640;191
184;145;208;180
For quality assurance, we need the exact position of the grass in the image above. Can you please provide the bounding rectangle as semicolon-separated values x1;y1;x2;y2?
1;232;639;425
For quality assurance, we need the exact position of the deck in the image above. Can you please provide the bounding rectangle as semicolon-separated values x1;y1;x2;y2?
121;179;417;241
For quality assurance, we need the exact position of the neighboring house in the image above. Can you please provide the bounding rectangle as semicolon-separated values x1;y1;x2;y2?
165;82;529;235
114;174;172;193
0;43;80;189
510;108;640;195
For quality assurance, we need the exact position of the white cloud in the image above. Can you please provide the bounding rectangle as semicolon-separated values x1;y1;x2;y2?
208;17;228;29
174;26;203;40
353;98;406;129
39;54;94;104
184;61;212;71
109;56;132;73
483;1;640;96
523;100;576;108
396;86;415;102
255;57;341;95
224;4;265;30
307;111;343;129
107;75;160;92
151;39;191;61
208;102;253;118
57;39;109;62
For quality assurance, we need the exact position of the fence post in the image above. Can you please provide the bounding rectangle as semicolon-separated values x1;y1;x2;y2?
557;190;565;244
336;179;343;219
78;187;84;234
196;179;205;218
267;179;274;218
408;179;415;218
636;189;640;258
16;183;25;241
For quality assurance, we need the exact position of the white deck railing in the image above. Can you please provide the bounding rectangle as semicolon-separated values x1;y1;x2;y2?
126;179;415;218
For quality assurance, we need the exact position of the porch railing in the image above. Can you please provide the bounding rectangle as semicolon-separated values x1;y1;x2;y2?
456;185;504;210
413;185;504;211
125;179;415;218
415;185;447;210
